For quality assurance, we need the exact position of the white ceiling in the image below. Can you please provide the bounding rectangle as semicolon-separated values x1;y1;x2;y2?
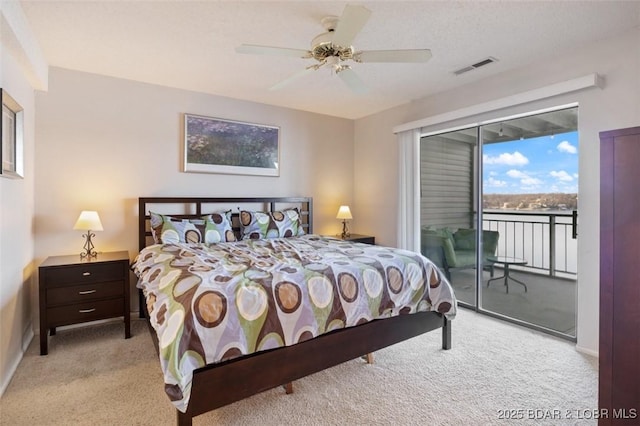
19;1;640;119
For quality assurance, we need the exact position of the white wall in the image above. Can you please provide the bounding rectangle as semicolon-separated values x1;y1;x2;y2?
354;28;640;355
0;0;47;395
33;67;355;315
0;44;37;395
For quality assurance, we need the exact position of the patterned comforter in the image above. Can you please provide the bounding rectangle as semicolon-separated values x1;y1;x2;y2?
132;235;457;412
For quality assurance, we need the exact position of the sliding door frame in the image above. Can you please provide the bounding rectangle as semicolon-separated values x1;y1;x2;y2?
420;104;579;342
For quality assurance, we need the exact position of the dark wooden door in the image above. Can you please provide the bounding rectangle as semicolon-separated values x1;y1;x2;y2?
599;126;640;425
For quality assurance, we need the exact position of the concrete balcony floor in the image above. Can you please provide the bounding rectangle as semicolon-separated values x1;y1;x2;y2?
448;267;576;337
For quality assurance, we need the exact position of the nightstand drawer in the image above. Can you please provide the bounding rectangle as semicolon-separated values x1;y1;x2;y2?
47;280;124;306
47;298;125;326
44;263;124;287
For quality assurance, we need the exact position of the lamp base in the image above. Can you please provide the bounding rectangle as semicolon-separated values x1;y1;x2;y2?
341;220;350;239
80;231;98;259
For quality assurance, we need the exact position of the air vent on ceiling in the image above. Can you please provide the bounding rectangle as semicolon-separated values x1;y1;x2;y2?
453;57;498;76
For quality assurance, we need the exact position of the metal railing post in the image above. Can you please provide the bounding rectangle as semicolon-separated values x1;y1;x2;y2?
549;215;556;277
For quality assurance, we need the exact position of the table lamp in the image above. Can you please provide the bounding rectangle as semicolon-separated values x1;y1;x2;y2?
73;210;103;258
336;205;352;239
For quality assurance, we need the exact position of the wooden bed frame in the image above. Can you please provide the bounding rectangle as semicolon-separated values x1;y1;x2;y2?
137;197;452;426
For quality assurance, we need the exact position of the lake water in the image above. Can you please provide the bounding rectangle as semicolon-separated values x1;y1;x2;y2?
483;210;577;277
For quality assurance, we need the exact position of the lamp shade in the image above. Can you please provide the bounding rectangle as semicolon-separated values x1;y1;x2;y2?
73;211;103;231
336;205;353;220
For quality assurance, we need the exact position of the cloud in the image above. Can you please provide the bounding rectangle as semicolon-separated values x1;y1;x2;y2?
557;140;577;154
506;169;543;186
550;170;573;182
506;169;527;179
521;177;543;186
483;151;529;166
486;177;507;187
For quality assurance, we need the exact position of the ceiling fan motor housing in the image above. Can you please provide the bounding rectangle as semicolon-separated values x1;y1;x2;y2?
311;31;354;62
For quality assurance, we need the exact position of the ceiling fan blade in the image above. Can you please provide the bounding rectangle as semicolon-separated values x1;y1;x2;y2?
332;5;372;48
356;49;432;63
269;67;316;91
337;67;368;95
236;44;311;58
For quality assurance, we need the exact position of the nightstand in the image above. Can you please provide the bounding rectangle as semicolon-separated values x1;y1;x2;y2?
338;234;375;245
38;251;130;355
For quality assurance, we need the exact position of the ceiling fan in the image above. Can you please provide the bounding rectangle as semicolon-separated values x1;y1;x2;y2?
235;4;432;94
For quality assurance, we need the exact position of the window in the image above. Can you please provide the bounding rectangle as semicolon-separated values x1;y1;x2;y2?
1;88;24;179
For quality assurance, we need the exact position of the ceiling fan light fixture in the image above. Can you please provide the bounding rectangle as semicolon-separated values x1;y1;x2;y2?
326;56;340;67
335;64;351;73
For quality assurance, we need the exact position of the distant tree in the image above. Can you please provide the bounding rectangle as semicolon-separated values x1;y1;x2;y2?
483;193;578;210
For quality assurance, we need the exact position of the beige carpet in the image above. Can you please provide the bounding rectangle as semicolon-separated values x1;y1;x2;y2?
0;309;598;425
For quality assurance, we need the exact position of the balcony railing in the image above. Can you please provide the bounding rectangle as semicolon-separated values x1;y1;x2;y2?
483;210;577;279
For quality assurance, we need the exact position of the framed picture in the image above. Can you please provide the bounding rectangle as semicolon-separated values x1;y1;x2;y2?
1;88;24;179
183;114;280;176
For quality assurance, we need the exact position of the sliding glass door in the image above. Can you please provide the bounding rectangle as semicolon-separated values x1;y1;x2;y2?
420;128;479;307
419;107;578;339
480;108;578;337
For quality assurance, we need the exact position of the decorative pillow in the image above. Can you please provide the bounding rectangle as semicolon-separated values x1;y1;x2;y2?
149;212;236;244
205;212;237;243
240;208;303;239
149;212;169;243
434;228;456;266
275;208;305;237
454;228;476;251
295;209;306;236
435;227;455;247
422;228;456;266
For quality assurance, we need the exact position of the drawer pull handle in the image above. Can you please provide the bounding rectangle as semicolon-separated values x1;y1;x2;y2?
82;272;91;276
79;308;96;313
78;290;97;295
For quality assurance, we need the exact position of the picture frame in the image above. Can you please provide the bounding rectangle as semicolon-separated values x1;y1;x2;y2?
183;114;280;176
1;88;24;179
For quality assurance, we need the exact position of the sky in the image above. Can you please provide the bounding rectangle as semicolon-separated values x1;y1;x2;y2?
483;131;579;194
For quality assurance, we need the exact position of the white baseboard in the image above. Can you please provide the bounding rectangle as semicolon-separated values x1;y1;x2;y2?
22;326;34;352
0;325;34;398
576;344;599;358
0;352;22;398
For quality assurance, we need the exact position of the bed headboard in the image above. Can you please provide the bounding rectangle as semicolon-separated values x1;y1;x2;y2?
138;196;313;251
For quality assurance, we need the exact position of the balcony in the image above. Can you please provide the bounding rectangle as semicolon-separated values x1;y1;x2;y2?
447;210;577;338
483;210;577;278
